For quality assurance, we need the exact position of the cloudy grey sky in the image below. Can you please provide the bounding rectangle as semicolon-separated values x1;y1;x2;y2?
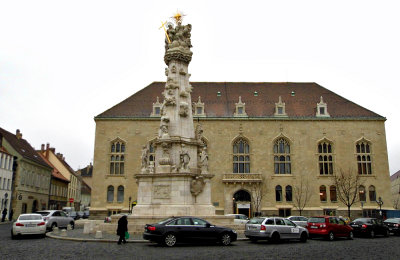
1;0;399;174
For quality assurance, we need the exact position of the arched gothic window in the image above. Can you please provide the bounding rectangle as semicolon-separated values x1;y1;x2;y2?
274;138;291;174
107;186;114;202
356;141;372;175
110;140;125;175
117;186;124;202
330;185;337;202
149;143;155;163
285;185;292;202
320;185;327;202
359;185;366;201
369;185;376;201
233;139;250;173
276;185;282;202
318;141;333;175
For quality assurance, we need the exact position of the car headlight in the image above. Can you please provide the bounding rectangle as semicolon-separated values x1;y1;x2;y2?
232;230;237;233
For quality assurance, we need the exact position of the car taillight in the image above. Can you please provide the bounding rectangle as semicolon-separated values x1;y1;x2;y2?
148;226;156;231
362;224;367;228
15;223;24;226
394;224;399;227
37;222;46;226
320;224;326;228
260;225;266;231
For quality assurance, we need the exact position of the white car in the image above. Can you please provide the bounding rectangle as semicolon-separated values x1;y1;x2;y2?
226;214;250;224
11;214;47;239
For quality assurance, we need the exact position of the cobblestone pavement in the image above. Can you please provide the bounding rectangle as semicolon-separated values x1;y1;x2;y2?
1;222;400;260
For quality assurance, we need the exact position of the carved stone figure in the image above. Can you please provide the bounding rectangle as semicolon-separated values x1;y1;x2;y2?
179;144;190;172
200;147;209;174
141;145;149;173
159;124;170;139
179;102;189;117
190;176;205;197
164;96;176;106
196;124;203;142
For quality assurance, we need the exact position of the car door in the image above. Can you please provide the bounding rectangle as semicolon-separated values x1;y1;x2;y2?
328;217;340;235
192;218;216;240
59;211;69;227
172;217;195;239
284;219;300;239
52;211;61;227
275;218;291;239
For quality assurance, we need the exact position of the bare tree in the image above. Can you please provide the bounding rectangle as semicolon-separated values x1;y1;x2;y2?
250;181;266;217
332;168;364;218
393;193;400;210
292;176;312;216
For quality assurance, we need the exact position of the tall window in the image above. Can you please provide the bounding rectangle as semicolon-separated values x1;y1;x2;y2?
276;185;282;201
359;185;366;201
318;141;333;175
356;141;372;175
320;185;327;202
117;186;124;202
110;140;125;175
285;185;292;202
330;185;337;202
233;139;250;173
369;185;376;201
107;186;114;202
274;138;291;174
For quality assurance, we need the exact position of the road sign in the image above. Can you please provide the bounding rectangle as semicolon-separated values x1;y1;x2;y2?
69;198;74;203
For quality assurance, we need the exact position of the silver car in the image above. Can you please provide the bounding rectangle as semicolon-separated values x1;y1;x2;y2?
245;217;308;243
36;210;75;231
287;216;308;227
225;214;250;224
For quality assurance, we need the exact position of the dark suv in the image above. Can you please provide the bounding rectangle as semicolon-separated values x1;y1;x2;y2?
349;218;389;238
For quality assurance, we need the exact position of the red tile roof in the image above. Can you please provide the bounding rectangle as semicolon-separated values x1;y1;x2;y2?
37;152;70;183
95;82;383;119
0;127;51;168
390;170;400;182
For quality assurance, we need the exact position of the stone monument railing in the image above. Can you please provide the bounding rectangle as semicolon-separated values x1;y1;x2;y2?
222;173;263;183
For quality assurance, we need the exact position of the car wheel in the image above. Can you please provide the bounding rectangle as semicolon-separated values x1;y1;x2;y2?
163;233;177;247
11;230;17;240
300;232;308;243
220;233;232;246
348;231;354;240
328;232;335;241
370;230;375;238
51;223;57;231
271;232;280;243
69;222;75;230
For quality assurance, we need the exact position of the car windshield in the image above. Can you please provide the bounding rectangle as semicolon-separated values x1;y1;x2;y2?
157;218;174;225
35;211;50;216
384;219;400;224
353;218;371;223
248;218;265;224
19;215;42;220
308;217;326;223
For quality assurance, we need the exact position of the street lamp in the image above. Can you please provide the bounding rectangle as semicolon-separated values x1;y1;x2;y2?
128;196;132;214
376;197;383;219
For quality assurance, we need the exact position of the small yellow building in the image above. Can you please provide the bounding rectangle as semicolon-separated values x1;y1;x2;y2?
90;82;393;219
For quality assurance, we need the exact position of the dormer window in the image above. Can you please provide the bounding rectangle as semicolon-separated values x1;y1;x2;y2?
151;96;162;117
234;96;247;117
274;96;287;117
316;96;330;117
193;96;206;117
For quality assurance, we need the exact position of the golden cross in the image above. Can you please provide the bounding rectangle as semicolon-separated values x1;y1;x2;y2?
159;21;171;44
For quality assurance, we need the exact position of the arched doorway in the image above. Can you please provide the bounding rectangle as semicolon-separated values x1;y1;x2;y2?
32;200;38;213
233;190;251;218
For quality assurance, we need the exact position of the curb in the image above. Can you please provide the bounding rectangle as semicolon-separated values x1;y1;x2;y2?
46;232;249;243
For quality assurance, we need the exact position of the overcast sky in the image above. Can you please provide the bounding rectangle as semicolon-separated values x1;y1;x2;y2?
1;0;399;174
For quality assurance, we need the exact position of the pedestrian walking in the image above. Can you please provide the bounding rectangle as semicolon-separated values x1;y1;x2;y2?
1;208;7;222
116;215;128;244
9;209;13;221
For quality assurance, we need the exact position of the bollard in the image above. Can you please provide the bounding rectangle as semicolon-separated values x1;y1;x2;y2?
60;229;67;237
95;230;103;239
83;222;90;234
52;227;59;235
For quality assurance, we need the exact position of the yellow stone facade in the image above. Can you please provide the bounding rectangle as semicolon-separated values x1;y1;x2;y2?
91;117;393;219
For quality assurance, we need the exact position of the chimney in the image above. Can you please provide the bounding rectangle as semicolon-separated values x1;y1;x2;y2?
16;129;23;139
41;144;45;152
45;143;50;158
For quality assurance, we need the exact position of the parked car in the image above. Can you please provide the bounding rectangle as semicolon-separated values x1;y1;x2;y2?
245;217;308;243
287;216;308;227
36;210;75;231
384;218;400;235
77;211;84;219
225;214;249;224
83;210;90;219
11;214;47;239
349;218;389;238
143;216;237;247
307;216;353;241
68;211;79;220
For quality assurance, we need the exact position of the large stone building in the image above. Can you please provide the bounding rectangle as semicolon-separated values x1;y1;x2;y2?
0;128;52;219
390;170;400;209
90;81;393;219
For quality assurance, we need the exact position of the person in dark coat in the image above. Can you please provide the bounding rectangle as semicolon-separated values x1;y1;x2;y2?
116;215;128;244
1;208;7;222
8;209;13;222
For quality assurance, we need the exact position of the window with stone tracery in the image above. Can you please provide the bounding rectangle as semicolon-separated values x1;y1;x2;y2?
233;138;250;173
356;140;372;175
110;140;125;175
148;143;155;163
318;141;334;175
274;138;291;174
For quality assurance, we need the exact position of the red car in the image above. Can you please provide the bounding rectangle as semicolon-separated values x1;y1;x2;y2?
307;216;353;241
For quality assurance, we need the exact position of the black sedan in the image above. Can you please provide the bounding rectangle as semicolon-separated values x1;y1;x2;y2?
349;218;389;238
143;216;237;247
384;218;400;235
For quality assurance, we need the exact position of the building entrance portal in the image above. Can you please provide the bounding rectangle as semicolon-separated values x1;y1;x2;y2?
233;190;251;218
